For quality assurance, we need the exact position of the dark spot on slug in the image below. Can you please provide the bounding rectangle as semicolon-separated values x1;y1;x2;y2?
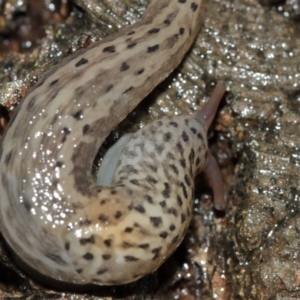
164;19;171;25
4;150;12;166
75;58;88;67
196;157;201;166
168;207;178;217
190;127;197;134
177;195;183;207
127;31;135;35
171;235;179;244
82;124;90;135
148;28;160;34
98;214;109;223
189;149;195;163
55;161;64;168
182;131;189;142
26;96;37;111
79;219;91;226
73;110;83;120
178;0;186;3
104;239;112;247
130;179;139;186
162;182;171;198
97;268;107;275
197;132;203;140
170;224;176;231
145;195;154;204
180;158;186;168
125;256;139;262
170;121;178;127
44;252;67;264
176;142;183;154
123;242;134;248
115;210;122;219
160;231;168;239
167;33;179;48
123;86;133;94
79;236;95;245
125;149;138;158
120;62;130;72
179;27;185;35
169;164;179;175
50;79;58;87
184;174;191;187
105;84;114;93
64;242;70;251
127;43;137;49
135;205;145;214
125;227;133;233
152;247;162;260
181;213;186;224
146;175;158;184
100;199;107;205
148;152;156;161
139;244;149;249
61;127;71;143
167;152;175;160
144;162;157;172
181;182;188;199
135;68;144;75
155;144;164;154
119;164;138;175
23;197;31;212
191;2;198;11
76;269;83;274
150;217;162;227
159;200;166;208
164;132;172;141
49;91;58;102
102;254;111;260
103;45;116;53
83;252;94;260
100;196;110;204
62;127;71;135
147;45;159;53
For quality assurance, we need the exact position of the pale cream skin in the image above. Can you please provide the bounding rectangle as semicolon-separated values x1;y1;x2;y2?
0;0;225;286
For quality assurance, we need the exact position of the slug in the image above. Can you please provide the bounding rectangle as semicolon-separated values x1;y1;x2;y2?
0;0;225;286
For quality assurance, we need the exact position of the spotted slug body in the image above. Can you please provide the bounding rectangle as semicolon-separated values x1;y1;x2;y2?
0;0;225;286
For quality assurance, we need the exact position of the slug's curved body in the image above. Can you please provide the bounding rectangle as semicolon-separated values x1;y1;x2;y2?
69;115;209;285
0;0;225;286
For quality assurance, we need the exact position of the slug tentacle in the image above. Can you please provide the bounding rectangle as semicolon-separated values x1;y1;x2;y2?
196;81;226;131
0;0;225;287
203;150;225;210
196;81;226;211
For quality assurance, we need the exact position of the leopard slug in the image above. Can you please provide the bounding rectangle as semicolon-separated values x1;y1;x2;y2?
0;0;225;286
